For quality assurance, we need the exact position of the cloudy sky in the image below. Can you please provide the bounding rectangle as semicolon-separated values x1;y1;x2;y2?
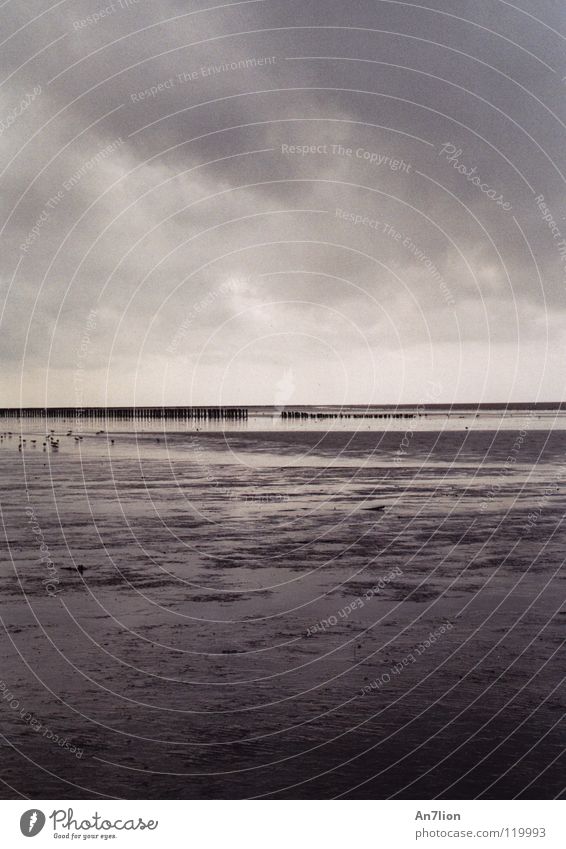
1;0;566;405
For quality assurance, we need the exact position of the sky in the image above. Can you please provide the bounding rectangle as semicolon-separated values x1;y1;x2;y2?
1;0;566;406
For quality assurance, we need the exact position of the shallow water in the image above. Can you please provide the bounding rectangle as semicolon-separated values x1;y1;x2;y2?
0;425;564;798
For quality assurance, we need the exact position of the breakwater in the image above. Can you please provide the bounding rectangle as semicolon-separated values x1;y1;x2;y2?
282;410;417;420
0;407;249;421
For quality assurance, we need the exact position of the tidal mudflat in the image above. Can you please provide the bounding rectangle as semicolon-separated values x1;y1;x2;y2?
0;424;564;798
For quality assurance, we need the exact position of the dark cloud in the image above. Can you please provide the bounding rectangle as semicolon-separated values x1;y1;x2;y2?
1;0;565;404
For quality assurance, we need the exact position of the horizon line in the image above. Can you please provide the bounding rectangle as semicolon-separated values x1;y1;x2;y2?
1;402;566;411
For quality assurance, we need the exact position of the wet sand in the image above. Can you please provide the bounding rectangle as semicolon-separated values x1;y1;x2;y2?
0;427;564;798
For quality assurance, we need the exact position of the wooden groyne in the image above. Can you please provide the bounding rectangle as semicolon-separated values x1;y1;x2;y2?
0;407;249;421
282;410;418;420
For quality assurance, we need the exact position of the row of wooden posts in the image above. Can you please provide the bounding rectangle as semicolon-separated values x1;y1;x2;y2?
282;411;418;420
1;408;423;421
0;407;249;420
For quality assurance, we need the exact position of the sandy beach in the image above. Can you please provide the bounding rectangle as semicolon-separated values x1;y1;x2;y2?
0;423;564;798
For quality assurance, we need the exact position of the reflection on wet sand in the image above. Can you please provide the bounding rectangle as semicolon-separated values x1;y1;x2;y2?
0;424;564;798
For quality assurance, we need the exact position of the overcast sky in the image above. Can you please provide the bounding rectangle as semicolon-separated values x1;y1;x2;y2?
1;0;566;405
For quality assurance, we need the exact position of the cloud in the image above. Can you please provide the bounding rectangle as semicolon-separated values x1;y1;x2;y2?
1;0;565;403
